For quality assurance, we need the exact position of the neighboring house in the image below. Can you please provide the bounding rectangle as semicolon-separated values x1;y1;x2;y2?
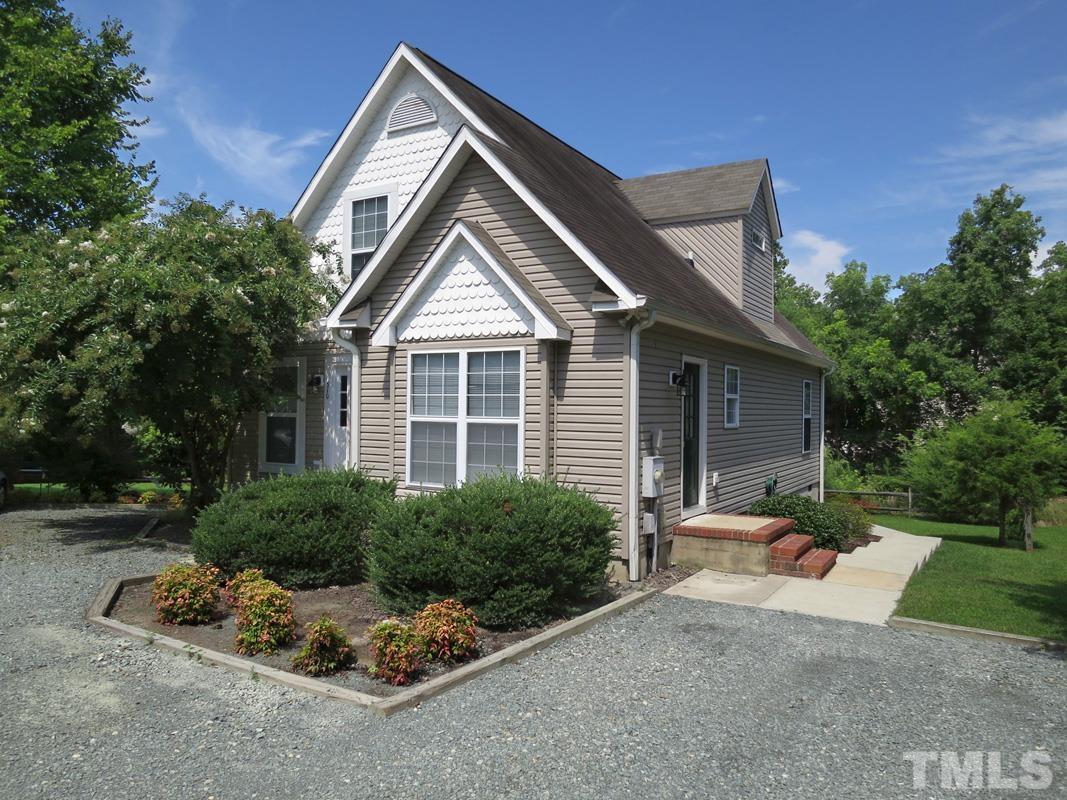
229;43;832;580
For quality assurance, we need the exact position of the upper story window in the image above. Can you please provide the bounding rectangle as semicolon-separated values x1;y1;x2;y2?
802;380;813;453
349;195;389;277
408;349;523;487
724;365;740;428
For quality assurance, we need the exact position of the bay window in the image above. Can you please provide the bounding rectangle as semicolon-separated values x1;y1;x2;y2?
408;349;523;487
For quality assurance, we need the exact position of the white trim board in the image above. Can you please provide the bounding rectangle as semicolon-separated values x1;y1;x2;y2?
326;126;640;328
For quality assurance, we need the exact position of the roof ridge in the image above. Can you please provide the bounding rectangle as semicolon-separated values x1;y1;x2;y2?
409;46;620;181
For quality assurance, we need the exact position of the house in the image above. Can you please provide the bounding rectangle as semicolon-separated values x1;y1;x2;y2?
229;43;832;580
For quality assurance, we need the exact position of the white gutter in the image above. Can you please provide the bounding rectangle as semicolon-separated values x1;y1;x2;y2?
626;311;656;581
329;328;361;467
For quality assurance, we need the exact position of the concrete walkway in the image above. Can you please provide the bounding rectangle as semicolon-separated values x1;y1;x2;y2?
665;524;941;626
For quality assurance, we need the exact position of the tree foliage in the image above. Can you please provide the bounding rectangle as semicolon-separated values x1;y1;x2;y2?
903;402;1065;547
0;0;154;236
0;196;335;508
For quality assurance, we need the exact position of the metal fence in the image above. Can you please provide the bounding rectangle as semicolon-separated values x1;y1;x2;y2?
824;488;914;515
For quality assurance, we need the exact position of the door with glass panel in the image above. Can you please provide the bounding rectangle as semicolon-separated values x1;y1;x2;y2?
323;354;350;469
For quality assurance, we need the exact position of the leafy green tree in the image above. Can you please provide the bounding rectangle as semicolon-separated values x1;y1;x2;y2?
0;197;336;509
772;241;827;338
0;0;154;236
904;402;1065;548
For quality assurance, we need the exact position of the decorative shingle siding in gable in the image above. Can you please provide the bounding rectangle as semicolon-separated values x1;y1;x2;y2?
742;188;775;322
301;66;464;279
356;154;626;521
639;325;821;533
396;240;534;342
653;218;743;307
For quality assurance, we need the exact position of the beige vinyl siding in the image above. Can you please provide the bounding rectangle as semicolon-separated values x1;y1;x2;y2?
741;188;775;322
228;340;337;485
356;154;626;517
653;218;742;306
639;324;821;533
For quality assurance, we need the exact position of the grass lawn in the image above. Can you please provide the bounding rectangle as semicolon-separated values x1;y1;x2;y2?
875;514;1067;642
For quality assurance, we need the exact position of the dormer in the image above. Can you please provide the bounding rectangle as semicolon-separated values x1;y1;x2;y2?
616;159;780;323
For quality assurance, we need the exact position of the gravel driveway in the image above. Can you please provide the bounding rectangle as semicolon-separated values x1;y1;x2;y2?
1;507;1064;799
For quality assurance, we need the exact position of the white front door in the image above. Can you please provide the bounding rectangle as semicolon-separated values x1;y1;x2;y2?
323;354;351;469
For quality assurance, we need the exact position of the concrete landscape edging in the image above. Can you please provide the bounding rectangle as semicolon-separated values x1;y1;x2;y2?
87;574;662;716
888;615;1066;651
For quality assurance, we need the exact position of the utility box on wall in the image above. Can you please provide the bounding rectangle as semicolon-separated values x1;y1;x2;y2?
641;456;665;498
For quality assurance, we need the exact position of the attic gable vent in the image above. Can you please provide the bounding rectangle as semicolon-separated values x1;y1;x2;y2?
386;94;437;133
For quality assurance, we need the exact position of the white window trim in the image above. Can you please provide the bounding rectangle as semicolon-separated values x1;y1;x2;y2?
802;379;813;454
680;355;708;518
258;357;306;474
724;364;741;429
341;183;397;278
405;345;525;489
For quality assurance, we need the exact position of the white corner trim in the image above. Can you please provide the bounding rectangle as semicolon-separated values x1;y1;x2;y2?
327;127;640;327
371;220;567;347
290;44;499;228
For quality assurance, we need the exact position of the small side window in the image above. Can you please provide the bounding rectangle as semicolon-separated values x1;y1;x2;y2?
802;380;813;453
724;365;740;428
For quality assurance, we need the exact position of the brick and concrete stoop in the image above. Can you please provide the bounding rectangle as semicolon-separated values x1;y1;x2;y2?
672;513;836;579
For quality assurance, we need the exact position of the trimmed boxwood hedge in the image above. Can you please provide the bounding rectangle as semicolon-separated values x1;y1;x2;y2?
748;493;853;551
191;470;395;588
369;475;617;630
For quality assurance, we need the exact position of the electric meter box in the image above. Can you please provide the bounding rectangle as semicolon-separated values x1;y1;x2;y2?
641;456;665;498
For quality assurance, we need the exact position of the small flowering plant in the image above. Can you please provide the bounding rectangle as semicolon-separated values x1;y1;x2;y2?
151;563;221;625
291;615;355;676
233;578;296;655
414;599;479;663
367;620;425;686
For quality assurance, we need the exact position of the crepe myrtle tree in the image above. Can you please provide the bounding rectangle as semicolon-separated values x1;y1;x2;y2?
904;401;1065;550
0;195;340;510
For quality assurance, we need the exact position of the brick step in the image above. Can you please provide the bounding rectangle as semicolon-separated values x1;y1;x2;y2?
769;547;837;580
768;533;814;559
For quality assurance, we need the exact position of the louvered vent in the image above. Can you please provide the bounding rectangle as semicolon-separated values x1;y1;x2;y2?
386;94;437;133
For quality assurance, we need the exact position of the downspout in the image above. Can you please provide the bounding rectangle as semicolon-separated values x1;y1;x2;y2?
626;310;656;581
818;364;834;502
329;328;361;467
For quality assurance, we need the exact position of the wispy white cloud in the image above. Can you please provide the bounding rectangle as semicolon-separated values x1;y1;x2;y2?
782;229;851;289
177;93;328;200
774;177;799;194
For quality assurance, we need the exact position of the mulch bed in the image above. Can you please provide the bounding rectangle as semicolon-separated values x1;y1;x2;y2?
839;532;883;554
110;580;627;696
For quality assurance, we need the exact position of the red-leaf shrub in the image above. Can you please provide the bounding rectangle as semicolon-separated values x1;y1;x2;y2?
291;615;354;676
223;568;268;607
367;620;424;686
151;563;221;625
414;599;478;663
233;578;295;655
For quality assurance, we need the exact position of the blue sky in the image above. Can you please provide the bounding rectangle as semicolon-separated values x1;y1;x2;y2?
68;0;1067;289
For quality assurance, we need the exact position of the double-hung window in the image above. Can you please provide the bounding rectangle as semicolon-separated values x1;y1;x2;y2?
802;380;813;453
724;365;740;428
348;194;390;277
408;349;522;487
259;359;305;473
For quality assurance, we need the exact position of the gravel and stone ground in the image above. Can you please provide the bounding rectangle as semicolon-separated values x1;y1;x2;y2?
1;507;1064;799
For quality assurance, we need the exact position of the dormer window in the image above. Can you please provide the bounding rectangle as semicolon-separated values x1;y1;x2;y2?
386;94;437;133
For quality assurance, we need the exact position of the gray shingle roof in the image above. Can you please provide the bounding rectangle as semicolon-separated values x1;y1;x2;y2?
615;160;769;223
410;47;826;366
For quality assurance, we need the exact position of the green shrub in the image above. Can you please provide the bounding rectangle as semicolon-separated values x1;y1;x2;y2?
369;475;616;629
414;599;478;663
151;563;221;625
291;615;354;676
191;470;395;588
233;578;296;655
828;498;873;541
824;448;865;491
367;620;424;686
223;568;268;607
748;494;848;551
